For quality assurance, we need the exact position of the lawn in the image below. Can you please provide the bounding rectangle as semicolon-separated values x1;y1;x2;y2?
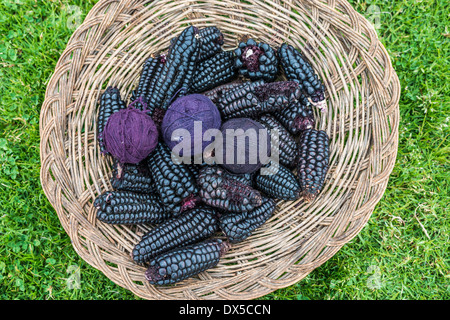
0;0;448;300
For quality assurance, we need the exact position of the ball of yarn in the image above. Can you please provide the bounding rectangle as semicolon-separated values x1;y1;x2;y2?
216;118;271;174
102;107;159;164
161;94;222;157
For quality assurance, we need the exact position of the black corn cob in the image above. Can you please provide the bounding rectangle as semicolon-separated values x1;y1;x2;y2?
186;161;212;181
222;170;254;187
97;87;127;154
189;50;238;93
257;114;298;168
197;26;225;62
272;96;316;136
132;206;219;264
130;54;167;115
186;163;203;181
148;26;200;112
278;43;326;112
217;80;301;120
131;55;164;101
94;190;170;225
219;197;276;243
254;163;301;201
148;143;200;215
202;80;245;104
131;56;158;101
110;158;155;194
197;166;263;212
297;129;330;202
215;80;264;118
234;38;279;82
145;238;230;285
170;26;224;63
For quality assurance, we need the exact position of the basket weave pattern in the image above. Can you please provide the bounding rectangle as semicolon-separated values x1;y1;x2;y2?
40;0;400;299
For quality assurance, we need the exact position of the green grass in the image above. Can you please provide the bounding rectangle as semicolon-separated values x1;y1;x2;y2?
0;0;448;300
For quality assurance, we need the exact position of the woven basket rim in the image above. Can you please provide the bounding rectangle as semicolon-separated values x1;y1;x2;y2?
39;0;400;300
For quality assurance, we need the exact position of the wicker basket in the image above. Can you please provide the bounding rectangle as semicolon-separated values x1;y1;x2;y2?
39;0;400;300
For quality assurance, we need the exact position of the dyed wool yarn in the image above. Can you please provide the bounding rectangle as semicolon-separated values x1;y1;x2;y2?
216;118;271;174
102;106;159;164
161;94;222;158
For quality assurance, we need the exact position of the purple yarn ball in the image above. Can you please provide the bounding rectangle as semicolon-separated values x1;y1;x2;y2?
161;94;222;157
216;118;271;174
102;108;159;164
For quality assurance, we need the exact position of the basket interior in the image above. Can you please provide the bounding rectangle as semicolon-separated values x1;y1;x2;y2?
40;0;400;300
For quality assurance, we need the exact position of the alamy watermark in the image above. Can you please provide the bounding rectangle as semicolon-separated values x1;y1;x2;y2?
169;121;280;175
366;4;382;30
366;265;384;290
66;265;81;290
65;5;83;30
364;2;392;31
